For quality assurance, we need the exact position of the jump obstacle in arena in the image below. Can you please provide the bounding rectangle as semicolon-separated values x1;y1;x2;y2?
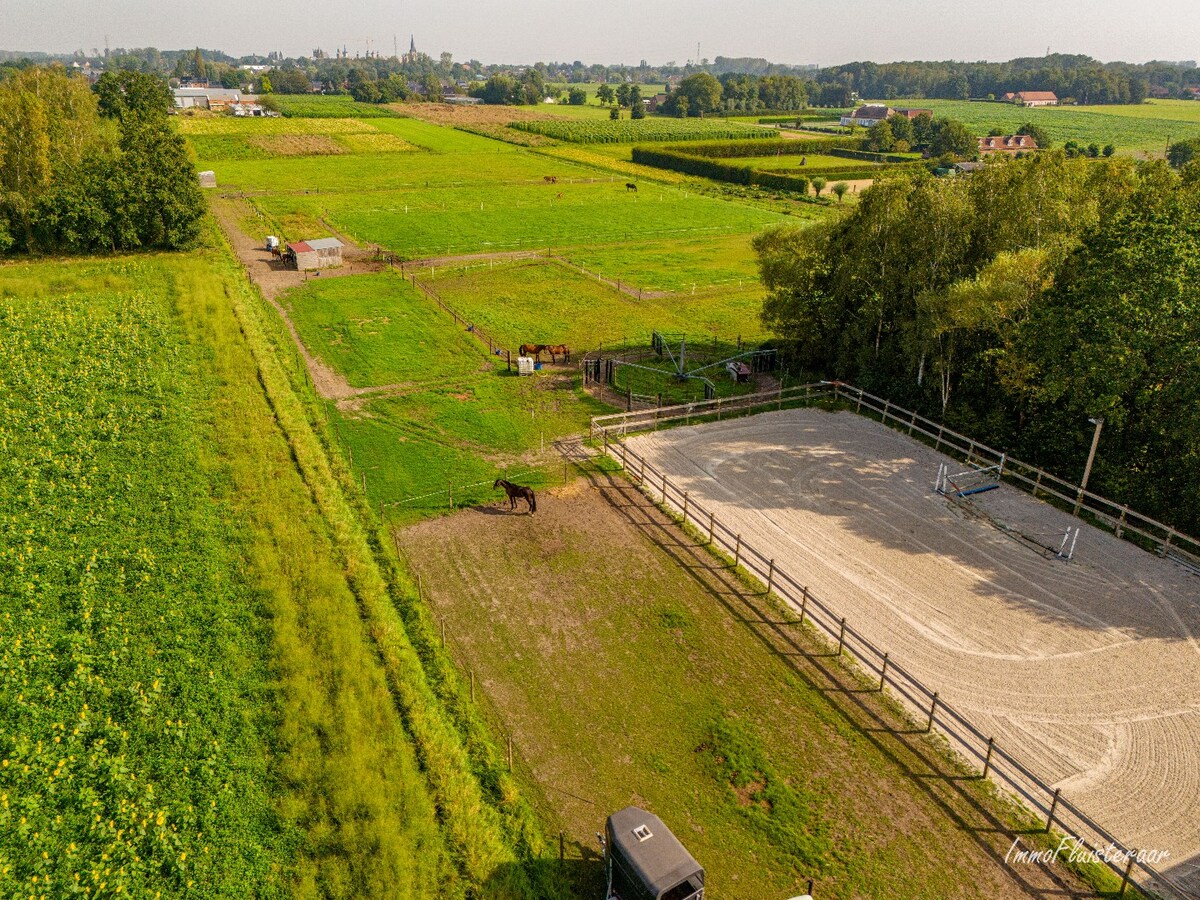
936;461;1080;560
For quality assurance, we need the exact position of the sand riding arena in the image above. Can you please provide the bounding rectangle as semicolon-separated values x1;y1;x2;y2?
614;403;1200;896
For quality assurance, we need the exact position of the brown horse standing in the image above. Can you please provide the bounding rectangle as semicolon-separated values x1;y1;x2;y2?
494;479;536;513
545;344;571;363
519;343;545;360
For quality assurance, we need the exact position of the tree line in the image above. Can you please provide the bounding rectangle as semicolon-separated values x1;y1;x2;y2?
0;67;204;255
754;155;1200;534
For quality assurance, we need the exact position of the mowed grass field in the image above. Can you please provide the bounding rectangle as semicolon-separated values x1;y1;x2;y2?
557;232;762;292
397;463;1098;899
889;98;1197;154
422;260;768;349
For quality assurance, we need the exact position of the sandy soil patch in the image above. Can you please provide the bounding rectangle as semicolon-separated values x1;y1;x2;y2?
628;408;1200;893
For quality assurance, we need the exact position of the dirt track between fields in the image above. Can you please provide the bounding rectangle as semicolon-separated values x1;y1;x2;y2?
628;408;1200;896
210;197;415;403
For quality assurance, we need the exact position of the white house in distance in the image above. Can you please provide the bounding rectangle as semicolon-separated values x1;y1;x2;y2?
1001;91;1059;107
840;104;893;127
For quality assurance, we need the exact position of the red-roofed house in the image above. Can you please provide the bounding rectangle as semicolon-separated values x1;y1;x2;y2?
978;134;1040;156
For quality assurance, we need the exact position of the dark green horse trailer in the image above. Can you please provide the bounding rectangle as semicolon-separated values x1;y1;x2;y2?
604;807;704;900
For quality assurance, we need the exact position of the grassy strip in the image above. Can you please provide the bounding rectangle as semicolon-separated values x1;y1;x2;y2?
170;244;456;897
214;225;558;894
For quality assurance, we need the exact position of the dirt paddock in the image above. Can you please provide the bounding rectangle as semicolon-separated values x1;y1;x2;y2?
627;408;1200;892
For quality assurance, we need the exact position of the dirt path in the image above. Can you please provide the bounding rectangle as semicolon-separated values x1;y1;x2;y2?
628;408;1200;896
399;465;1097;899
210;197;412;404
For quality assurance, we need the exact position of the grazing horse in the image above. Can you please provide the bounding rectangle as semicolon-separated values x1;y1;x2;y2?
545;344;570;364
494;479;536;513
519;343;545;360
625;182;638;192
544;175;558;184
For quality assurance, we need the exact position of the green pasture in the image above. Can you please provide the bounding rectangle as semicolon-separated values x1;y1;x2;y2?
199;144;580;194
423;260;768;349
1057;98;1200;122
338;372;604;523
262;179;786;257
890;98;1189;153
283;272;486;387
558;232;762;292
275;269;605;518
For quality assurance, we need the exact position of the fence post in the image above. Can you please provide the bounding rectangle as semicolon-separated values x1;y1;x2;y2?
1033;469;1043;498
882;399;890;423
983;736;995;778
441;620;446;648
926;692;939;732
734;534;742;569
507;736;513;771
909;409;918;435
879;652;889;690
448;481;453;510
1046;788;1061;832
766;559;775;595
639;458;645;484
778;385;783;411
837;617;846;656
935;424;944;451
855;388;863;413
707;511;715;544
799;586;808;624
1119;852;1136;896
682;491;689;523
661;472;668;504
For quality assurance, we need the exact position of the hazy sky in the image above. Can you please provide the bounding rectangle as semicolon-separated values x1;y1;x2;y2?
5;0;1199;66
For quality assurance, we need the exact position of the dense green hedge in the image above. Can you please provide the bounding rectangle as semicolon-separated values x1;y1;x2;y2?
660;136;861;158
631;146;810;193
828;147;922;164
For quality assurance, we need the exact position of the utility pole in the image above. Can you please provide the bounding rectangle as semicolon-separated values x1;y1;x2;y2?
1074;416;1104;515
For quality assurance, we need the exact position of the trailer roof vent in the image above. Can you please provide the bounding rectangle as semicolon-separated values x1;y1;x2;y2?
632;824;653;842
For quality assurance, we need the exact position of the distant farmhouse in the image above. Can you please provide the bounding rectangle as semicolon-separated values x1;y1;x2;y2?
1001;91;1059;107
840;104;892;127
978;134;1039;155
173;87;243;111
840;105;932;127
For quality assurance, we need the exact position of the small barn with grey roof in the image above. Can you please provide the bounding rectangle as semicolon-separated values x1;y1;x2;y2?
288;237;344;270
